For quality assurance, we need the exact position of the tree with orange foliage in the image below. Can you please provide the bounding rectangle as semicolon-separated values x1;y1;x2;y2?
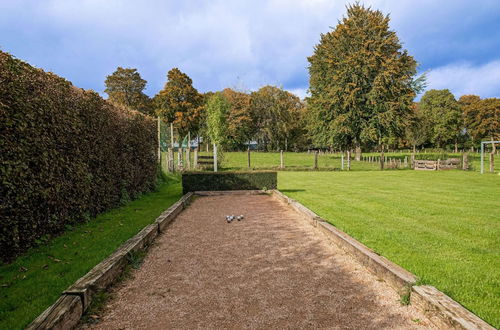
460;95;500;151
221;88;253;149
153;68;203;139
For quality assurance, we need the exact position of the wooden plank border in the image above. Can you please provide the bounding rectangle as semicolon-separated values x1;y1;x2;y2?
271;189;494;330
27;192;194;330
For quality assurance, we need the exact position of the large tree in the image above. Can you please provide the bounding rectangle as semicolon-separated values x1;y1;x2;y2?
221;88;254;149
307;4;419;166
104;67;152;114
420;89;462;151
153;68;203;139
461;95;500;151
250;86;304;151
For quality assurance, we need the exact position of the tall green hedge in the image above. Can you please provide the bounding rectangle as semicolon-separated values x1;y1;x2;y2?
0;51;158;262
182;171;277;194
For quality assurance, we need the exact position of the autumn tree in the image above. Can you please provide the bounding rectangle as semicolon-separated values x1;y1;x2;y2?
221;88;253;149
461;95;500;151
250;86;304;151
104;67;152;114
153;68;203;139
420;89;462;151
307;4;420;167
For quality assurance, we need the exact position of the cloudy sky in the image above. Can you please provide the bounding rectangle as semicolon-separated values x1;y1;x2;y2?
1;0;499;100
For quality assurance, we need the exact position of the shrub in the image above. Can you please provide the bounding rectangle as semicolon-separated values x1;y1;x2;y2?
182;171;277;194
0;51;158;262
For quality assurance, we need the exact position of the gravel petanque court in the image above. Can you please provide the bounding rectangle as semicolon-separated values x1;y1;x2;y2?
83;194;433;329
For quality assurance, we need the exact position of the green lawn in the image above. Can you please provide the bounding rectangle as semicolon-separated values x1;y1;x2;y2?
279;170;500;327
162;150;499;173
0;176;182;330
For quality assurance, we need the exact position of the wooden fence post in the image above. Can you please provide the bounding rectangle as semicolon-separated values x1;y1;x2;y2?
437;159;441;171
314;150;318;169
347;150;351;170
462;153;468;170
194;149;198;169
280;150;284;169
157;117;161;164
214;144;218;172
247;148;251;169
186;148;191;170
168;148;174;172
490;153;495;173
341;153;344;170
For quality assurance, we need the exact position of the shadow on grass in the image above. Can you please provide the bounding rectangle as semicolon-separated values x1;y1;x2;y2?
280;189;306;193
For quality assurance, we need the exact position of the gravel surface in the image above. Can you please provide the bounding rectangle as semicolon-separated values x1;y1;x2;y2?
82;194;434;329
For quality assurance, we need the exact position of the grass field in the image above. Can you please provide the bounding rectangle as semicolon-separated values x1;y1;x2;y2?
0;177;182;330
162;150;500;173
279;170;500;327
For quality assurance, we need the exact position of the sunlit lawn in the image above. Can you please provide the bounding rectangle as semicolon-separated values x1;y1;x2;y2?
279;170;500;327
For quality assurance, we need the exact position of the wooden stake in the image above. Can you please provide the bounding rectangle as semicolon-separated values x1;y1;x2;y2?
157;117;161;164
214;144;218;172
247;148;251;169
490;153;495;173
280;150;284;169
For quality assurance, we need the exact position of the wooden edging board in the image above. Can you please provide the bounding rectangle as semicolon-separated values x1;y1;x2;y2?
26;192;194;330
270;189;494;330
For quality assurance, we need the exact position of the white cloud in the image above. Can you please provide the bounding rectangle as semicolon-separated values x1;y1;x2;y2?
426;60;500;98
288;88;309;100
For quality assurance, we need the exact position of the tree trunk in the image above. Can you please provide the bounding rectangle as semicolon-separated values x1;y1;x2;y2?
413;144;416;154
347;150;351;171
355;144;361;161
454;140;458;153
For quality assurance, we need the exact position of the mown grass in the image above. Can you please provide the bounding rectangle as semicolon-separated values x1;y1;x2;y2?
279;170;500;327
162;150;499;173
0;176;182;330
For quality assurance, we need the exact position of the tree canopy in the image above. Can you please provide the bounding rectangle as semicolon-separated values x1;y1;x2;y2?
420;89;462;149
221;88;253;149
460;95;500;144
104;67;152;114
205;92;231;148
154;68;203;138
307;4;419;152
250;85;305;151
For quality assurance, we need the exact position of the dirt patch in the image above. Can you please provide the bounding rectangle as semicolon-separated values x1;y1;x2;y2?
82;194;434;329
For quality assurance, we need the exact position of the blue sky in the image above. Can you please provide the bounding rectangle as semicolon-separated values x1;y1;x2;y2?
1;0;499;100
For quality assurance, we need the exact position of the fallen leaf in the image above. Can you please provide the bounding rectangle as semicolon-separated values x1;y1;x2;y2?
42;264;48;270
19;266;28;272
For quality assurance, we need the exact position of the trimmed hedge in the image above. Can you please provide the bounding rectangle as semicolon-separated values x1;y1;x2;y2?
182;171;277;194
0;51;158;262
